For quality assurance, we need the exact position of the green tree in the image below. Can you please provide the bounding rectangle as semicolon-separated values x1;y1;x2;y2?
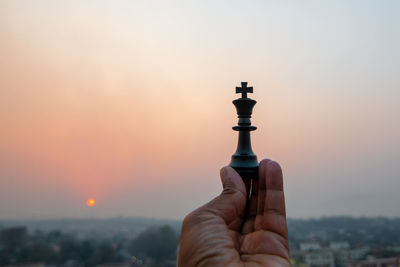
130;225;179;263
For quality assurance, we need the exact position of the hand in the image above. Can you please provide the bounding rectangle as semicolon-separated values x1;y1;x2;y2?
178;159;290;267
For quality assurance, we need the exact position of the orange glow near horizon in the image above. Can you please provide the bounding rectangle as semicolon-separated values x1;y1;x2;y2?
86;199;95;207
1;1;400;219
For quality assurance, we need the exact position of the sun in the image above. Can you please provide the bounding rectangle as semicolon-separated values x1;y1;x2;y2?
86;198;95;207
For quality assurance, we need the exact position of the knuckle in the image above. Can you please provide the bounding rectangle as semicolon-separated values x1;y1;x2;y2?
222;184;237;196
182;210;201;227
182;213;194;226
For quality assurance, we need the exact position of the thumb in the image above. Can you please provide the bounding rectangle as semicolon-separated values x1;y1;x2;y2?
220;166;247;199
203;167;248;223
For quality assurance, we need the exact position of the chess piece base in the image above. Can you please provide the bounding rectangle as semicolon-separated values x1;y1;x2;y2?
231;166;259;180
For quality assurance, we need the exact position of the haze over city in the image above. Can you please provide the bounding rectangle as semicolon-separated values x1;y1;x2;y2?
1;1;399;220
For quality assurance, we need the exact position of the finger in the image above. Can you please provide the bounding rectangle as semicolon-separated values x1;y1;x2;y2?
239;178;253;233
254;159;271;231
248;178;258;217
241;179;258;234
201;166;247;230
262;160;288;238
244;179;252;200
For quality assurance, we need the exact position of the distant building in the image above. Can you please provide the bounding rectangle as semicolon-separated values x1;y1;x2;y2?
95;263;131;267
330;247;369;267
300;241;322;251
330;241;350;250
334;249;350;267
5;264;45;267
304;249;335;267
349;248;369;261
352;257;399;267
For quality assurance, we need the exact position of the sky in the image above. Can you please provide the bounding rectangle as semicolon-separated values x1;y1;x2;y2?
0;1;399;220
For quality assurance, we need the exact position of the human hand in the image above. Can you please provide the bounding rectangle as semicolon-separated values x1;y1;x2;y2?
178;159;290;267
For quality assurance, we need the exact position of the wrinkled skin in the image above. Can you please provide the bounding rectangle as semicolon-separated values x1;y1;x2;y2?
178;159;290;267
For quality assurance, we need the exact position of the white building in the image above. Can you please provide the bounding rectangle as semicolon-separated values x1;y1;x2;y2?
304;250;335;267
354;257;399;267
349;248;369;261
329;241;350;250
300;241;322;251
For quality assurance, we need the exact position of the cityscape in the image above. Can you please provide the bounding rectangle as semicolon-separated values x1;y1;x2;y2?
1;1;400;267
1;216;399;267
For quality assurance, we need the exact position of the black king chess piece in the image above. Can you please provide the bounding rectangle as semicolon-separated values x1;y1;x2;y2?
229;82;258;180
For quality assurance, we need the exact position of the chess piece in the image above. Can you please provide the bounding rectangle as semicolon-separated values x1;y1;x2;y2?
229;82;258;180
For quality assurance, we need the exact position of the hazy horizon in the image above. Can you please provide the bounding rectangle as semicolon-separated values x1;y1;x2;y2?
2;214;400;222
1;1;399;220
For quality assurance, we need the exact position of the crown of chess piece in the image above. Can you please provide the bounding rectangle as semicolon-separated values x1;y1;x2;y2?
229;82;259;180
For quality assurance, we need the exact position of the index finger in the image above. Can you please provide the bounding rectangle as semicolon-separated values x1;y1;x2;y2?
255;159;288;239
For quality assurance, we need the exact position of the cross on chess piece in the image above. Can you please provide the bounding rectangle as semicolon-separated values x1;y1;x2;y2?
229;82;259;180
236;82;253;98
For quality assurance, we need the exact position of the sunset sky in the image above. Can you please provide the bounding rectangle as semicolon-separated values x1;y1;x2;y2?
1;1;399;220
